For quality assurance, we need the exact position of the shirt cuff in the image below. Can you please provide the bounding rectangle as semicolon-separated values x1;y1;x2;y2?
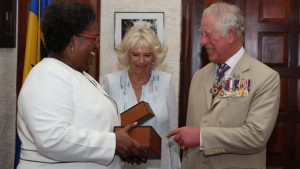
199;131;204;151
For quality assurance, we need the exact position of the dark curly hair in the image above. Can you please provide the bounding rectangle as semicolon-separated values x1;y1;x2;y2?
41;0;96;53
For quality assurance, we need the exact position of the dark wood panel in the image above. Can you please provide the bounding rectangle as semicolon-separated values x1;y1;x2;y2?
280;78;288;112
179;0;203;127
245;0;259;59
267;167;284;169
16;0;30;93
259;0;290;23
298;35;300;67
296;124;300;159
0;0;16;47
298;79;300;112
267;123;287;156
259;32;288;66
299;0;300;24
250;0;300;167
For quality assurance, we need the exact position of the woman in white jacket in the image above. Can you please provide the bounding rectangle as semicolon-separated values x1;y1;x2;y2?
103;26;181;169
17;1;145;169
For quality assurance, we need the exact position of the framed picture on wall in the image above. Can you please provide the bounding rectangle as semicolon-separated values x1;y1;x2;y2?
114;12;164;49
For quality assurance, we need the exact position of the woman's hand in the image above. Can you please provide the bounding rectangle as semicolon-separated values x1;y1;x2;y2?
115;122;147;165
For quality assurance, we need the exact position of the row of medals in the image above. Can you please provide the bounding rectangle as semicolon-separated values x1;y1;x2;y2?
211;79;251;98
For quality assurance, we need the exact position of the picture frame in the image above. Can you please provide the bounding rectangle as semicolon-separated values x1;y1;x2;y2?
114;12;165;49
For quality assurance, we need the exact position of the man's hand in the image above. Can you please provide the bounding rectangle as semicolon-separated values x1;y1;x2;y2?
166;126;200;150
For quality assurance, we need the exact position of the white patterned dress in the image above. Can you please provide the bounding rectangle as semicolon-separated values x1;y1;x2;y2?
103;69;181;169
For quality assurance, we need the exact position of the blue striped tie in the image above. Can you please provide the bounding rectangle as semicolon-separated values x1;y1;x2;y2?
216;64;230;81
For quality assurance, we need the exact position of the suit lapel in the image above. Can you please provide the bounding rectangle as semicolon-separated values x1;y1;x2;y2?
205;63;217;109
211;53;251;107
229;53;251;80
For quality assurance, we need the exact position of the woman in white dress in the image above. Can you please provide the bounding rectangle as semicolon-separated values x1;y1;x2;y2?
103;26;181;169
17;2;145;169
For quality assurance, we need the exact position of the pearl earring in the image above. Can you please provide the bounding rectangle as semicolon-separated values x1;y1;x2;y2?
71;47;74;53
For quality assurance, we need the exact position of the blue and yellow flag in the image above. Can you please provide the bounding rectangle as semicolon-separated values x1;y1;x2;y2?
23;0;52;82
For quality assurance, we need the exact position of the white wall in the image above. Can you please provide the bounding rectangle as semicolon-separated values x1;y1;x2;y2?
0;3;17;168
99;0;182;96
0;48;17;169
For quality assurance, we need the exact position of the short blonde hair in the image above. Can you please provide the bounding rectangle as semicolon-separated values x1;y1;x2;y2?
116;26;167;67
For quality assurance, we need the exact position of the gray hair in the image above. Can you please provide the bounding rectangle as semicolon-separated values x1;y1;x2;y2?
203;2;245;38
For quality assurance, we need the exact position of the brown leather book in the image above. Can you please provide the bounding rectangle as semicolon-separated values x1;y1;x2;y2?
120;101;154;126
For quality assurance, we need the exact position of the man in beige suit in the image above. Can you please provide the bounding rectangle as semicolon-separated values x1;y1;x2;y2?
167;2;280;169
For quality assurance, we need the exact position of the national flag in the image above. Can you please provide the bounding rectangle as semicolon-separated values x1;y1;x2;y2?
22;0;52;82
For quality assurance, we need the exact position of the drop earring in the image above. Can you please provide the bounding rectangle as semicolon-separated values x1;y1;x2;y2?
71;46;74;53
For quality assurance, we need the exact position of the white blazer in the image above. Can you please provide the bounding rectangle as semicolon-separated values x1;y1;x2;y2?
17;58;121;169
103;69;181;169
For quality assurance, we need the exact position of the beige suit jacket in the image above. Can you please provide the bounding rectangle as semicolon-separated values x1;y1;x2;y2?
182;53;280;169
